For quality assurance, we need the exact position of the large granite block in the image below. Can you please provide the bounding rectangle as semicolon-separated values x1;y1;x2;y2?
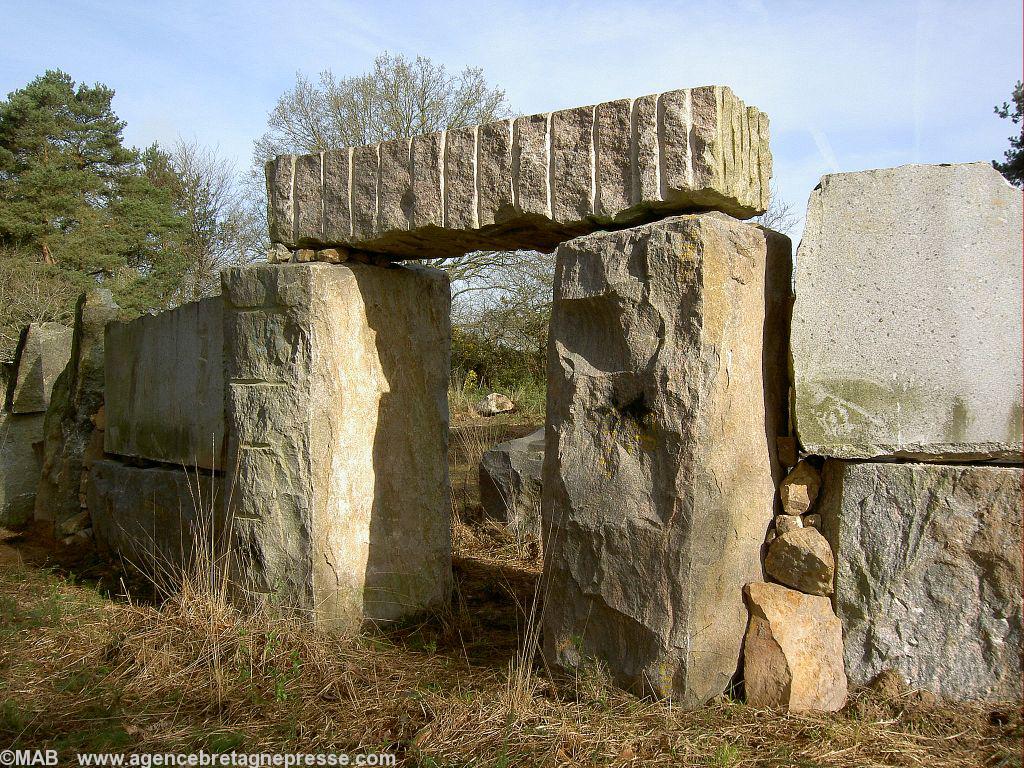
792;162;1023;461
0;412;45;526
221;262;451;632
266;86;770;259
541;213;793;704
89;458;224;579
819;460;1022;701
104;297;225;470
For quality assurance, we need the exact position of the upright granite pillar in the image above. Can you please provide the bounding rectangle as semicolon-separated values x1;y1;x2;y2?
221;262;451;632
541;213;793;704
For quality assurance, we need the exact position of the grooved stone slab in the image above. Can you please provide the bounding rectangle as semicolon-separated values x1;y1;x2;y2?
541;213;793;705
819;460;1022;701
221;262;452;632
792;162;1024;461
266;87;770;259
7;323;73;414
104;297;225;470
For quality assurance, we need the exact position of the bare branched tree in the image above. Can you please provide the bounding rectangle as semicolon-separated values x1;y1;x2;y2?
169;139;264;301
754;183;800;237
0;246;80;358
251;53;516;296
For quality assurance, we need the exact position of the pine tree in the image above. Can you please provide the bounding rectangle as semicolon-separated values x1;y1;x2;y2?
994;81;1024;187
0;70;186;316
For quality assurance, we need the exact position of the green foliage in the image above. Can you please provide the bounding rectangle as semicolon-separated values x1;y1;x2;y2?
994;81;1024;187
0;70;187;348
451;326;544;392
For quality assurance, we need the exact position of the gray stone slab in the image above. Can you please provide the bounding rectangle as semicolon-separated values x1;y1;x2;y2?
89;458;224;581
0;411;45;527
104;297;225;470
819;460;1022;701
792;162;1024;461
479;427;544;540
7;323;73;414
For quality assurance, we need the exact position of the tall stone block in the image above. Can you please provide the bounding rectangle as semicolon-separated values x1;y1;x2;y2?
104;297;225;470
792;162;1023;461
6;323;73;414
222;262;451;632
541;213;793;704
819;460;1022;701
0;412;45;527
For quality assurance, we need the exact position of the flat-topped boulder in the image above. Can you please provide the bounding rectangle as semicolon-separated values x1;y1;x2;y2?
792;162;1023;461
267;86;771;259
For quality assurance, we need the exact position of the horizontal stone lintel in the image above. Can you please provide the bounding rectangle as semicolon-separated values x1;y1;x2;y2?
266;85;771;260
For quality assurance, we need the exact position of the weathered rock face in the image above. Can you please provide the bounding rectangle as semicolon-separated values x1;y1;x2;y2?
88;458;224;580
267;87;771;259
6;323;73;414
541;213;793;704
779;460;820;515
792;162;1023;462
0;412;45;527
743;582;848;712
222;262;452;632
764;527;834;596
35;289;120;528
479;428;544;539
819;460;1023;701
104;297;225;470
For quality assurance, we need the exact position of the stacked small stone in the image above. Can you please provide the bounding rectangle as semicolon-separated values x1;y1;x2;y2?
743;449;847;712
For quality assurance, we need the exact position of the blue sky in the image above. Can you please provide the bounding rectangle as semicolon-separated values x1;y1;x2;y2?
2;0;1021;238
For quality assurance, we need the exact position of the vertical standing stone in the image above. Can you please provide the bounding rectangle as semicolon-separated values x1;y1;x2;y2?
550;106;594;223
350;144;379;241
594;99;632;218
377;138;412;234
266;154;296;246
222;262;452;632
512;113;550;217
444;126;477;230
411;133;443;228
293;153;323;246
323;149;352;242
7;323;73;414
630;94;659;205
477;119;514;226
541;213;793;705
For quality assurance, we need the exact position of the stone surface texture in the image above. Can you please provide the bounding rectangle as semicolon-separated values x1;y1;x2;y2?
266;87;771;259
764;527;834;596
743;581;848;711
819;460;1023;701
792;162;1023;461
222;262;451;632
35;290;120;529
541;213;793;704
479;428;544;539
89;458;224;578
475;393;514;417
6;323;73;414
104;297;225;470
0;412;45;526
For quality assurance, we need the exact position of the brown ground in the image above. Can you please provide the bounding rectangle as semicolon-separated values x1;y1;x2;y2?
0;418;1018;766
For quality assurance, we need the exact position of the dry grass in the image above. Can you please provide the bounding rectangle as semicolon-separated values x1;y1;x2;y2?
0;429;1018;765
0;560;1018;766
